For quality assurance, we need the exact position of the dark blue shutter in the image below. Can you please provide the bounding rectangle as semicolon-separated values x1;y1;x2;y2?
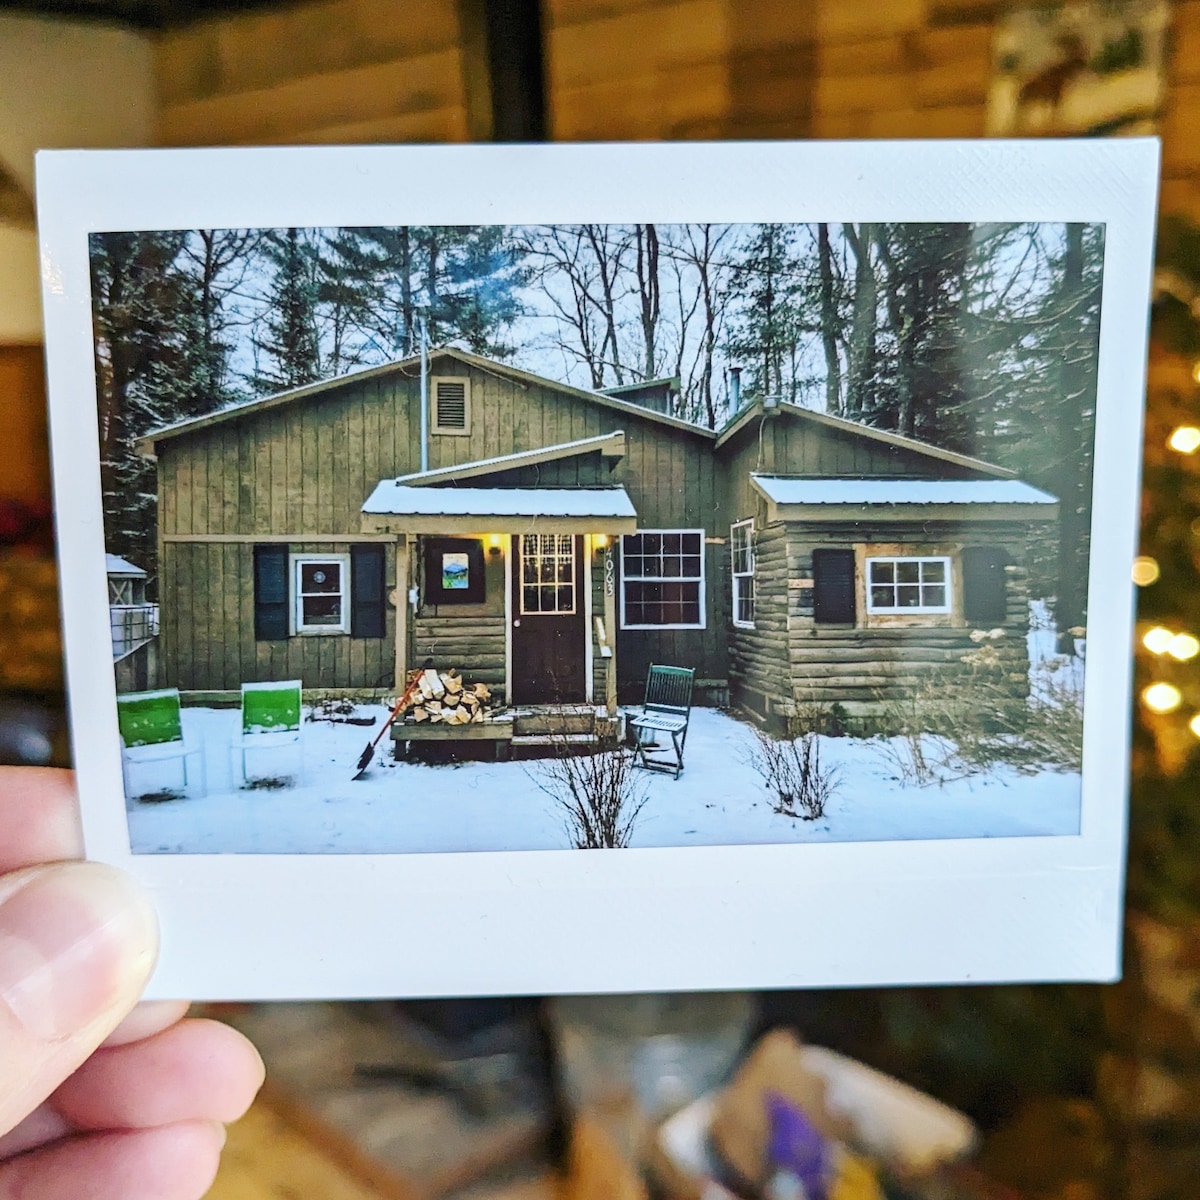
351;544;387;638
812;548;856;624
254;545;288;640
962;546;1010;624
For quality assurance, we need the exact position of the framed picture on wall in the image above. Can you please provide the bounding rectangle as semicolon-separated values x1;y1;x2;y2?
423;538;486;605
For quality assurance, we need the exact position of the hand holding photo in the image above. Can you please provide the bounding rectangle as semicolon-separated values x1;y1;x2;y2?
37;139;1157;999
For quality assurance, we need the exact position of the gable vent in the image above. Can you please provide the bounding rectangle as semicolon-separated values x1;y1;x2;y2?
435;379;468;431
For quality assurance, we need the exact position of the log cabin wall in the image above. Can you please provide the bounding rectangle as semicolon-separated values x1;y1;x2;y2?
782;522;1034;718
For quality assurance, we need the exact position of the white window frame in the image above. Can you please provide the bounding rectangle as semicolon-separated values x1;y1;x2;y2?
291;553;351;635
865;555;952;615
730;518;755;630
619;528;707;631
430;375;471;436
518;533;577;615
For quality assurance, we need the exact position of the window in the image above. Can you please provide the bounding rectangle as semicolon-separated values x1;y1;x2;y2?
291;554;350;633
431;376;471;435
521;534;576;614
730;519;755;628
620;530;705;629
866;556;951;614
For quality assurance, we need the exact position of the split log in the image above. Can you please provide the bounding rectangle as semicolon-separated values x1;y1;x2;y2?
413;706;429;722
444;673;464;695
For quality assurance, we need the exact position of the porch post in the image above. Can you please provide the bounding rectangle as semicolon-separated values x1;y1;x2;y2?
604;543;618;717
394;535;410;692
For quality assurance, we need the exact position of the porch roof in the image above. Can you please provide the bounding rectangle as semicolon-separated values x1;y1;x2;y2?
361;483;638;535
751;475;1058;522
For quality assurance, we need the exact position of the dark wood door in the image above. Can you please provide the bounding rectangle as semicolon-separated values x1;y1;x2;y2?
511;534;586;703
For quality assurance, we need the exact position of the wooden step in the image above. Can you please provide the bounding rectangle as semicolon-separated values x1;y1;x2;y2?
512;706;597;738
511;732;599;747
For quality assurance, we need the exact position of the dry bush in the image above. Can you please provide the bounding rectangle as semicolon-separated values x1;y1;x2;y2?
535;744;649;849
751;722;839;820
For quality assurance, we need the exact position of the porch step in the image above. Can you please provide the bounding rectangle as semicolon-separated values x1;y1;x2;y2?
511;732;599;747
512;705;598;738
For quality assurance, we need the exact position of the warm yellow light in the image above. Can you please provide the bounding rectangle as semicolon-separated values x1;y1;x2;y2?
1191;359;1200;385
1143;626;1176;655
487;534;501;548
1132;556;1161;586
1143;682;1183;714
1170;633;1200;661
593;534;608;548
1190;713;1200;738
1169;426;1200;454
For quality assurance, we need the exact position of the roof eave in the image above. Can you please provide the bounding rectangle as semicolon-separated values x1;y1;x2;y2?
360;513;638;535
761;500;1060;524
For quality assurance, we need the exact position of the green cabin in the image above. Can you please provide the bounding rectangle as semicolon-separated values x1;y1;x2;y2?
133;347;1057;722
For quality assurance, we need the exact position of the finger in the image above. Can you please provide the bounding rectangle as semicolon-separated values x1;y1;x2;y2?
0;1120;225;1200
0;862;157;1133
0;770;80;873
0;1106;71;1161
102;1000;191;1048
52;1018;264;1130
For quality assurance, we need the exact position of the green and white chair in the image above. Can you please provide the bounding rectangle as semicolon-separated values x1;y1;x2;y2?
233;680;303;783
116;687;207;798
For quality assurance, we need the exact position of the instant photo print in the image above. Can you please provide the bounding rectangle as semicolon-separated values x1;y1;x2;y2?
37;140;1158;999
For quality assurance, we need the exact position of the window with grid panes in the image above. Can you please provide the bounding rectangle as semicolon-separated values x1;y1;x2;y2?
730;519;755;628
520;534;576;614
620;530;705;629
291;554;351;633
866;556;951;614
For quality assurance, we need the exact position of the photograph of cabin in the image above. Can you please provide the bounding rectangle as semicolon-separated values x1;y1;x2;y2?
90;220;1098;853
133;347;1058;729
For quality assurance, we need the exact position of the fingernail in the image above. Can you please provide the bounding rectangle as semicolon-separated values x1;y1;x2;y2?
0;863;158;1042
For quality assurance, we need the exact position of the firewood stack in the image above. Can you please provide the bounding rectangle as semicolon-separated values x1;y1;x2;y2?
400;667;496;726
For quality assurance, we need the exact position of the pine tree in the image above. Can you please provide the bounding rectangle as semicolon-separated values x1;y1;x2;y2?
252;227;323;393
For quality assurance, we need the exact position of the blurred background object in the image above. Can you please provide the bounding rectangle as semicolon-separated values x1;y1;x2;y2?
4;0;1200;1196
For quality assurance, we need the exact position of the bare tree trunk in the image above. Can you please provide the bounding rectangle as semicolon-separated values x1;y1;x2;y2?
817;223;843;414
584;224;625;384
843;222;877;419
399;226;414;354
635;223;660;378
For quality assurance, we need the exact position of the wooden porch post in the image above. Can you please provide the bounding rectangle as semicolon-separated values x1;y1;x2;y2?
394;535;410;692
604;543;618;717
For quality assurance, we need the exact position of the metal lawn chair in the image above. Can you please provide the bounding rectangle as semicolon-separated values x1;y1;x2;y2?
629;664;695;780
116;687;206;798
234;680;303;783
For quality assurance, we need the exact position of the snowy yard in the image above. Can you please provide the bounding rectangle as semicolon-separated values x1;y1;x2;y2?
125;700;1081;855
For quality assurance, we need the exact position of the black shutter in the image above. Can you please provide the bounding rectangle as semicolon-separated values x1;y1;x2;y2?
253;545;288;640
962;546;1010;625
351;544;387;638
812;548;857;624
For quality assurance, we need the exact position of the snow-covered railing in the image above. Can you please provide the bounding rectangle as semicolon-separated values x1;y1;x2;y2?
111;604;159;660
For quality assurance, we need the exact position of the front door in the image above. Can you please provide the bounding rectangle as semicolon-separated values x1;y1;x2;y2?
511;533;586;703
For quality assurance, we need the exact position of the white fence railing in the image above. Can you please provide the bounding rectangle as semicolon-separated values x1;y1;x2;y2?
111;604;159;660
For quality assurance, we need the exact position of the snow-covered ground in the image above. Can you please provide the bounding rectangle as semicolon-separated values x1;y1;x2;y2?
126;702;1081;855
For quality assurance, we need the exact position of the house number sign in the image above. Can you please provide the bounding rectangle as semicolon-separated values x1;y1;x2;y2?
604;547;616;597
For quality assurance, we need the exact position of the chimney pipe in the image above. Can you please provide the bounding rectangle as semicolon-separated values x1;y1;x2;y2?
730;366;742;412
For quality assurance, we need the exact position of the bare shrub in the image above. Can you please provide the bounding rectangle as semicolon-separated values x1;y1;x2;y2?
751;721;839;820
535;745;649;849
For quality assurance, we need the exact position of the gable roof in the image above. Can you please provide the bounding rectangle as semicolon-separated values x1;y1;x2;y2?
715;401;1016;480
134;347;713;457
393;431;626;487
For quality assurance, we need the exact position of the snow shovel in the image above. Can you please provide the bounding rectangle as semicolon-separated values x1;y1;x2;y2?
353;658;433;779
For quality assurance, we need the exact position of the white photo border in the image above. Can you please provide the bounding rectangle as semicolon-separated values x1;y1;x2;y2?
37;140;1158;1000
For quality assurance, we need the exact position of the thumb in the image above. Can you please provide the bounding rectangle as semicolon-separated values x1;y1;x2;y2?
0;862;158;1134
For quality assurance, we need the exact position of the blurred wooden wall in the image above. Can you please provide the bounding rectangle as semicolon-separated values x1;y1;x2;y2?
154;0;491;146
151;0;1198;219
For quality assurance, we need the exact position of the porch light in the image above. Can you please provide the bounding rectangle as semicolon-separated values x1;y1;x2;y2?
1143;682;1182;714
1168;425;1200;454
1143;626;1175;655
487;534;502;555
593;534;608;550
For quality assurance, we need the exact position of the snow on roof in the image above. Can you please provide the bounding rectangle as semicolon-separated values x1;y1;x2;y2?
105;553;146;576
751;476;1058;506
394;431;624;485
363;483;638;519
